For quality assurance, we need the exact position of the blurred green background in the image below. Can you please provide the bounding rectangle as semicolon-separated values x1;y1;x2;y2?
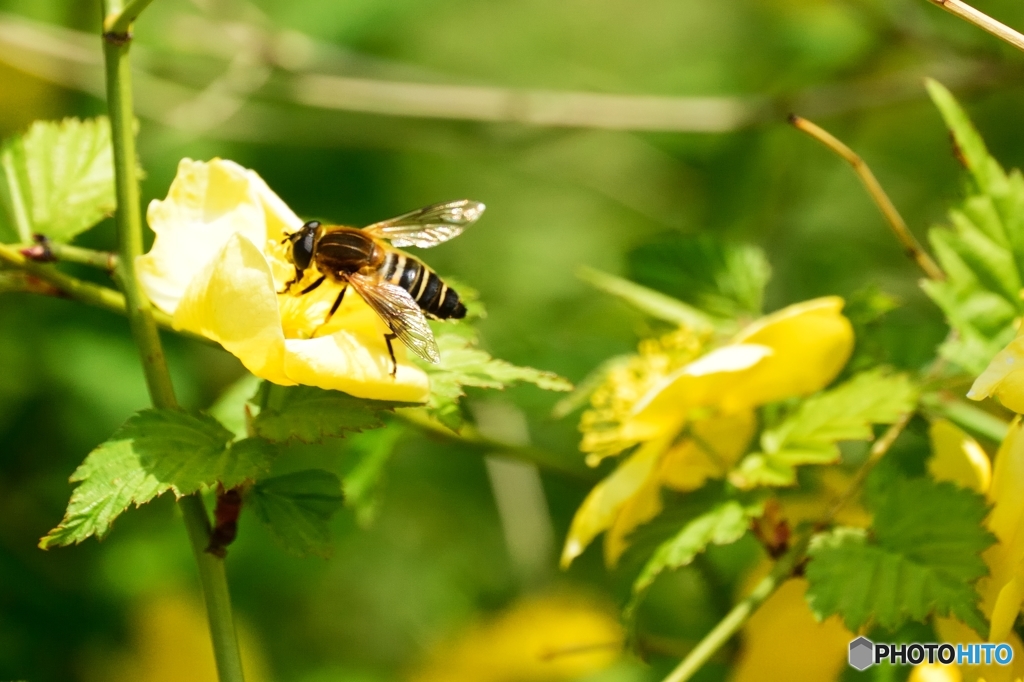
2;0;1024;680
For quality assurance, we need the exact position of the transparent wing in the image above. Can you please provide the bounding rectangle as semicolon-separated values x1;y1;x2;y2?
362;200;485;248
347;272;440;364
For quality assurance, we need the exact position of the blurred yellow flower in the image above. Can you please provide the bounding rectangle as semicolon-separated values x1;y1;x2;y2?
137;158;429;402
85;591;268;682
968;327;1024;413
926;417;1024;682
562;297;853;568
731;578;852;682
409;592;623;682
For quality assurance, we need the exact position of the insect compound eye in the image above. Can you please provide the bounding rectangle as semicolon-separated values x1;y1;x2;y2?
291;224;318;270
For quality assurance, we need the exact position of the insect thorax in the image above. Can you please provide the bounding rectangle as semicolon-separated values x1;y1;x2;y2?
314;228;384;279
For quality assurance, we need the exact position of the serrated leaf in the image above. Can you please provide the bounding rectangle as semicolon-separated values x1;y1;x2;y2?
0;117;116;243
41;410;275;548
926;79;1005;195
805;478;994;635
251;383;400;443
417;332;572;431
627;233;771;318
632;499;763;596
248;470;345;558
575;265;716;332
731;370;917;488
922;81;1024;374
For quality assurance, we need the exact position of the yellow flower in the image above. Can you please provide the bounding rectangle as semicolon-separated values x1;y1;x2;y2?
408;592;623;682
561;297;854;568
731;577;852;682
968;327;1024;413
137;158;429;402
926;417;1024;682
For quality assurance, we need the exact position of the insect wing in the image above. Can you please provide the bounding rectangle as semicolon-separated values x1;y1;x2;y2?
363;199;485;248
347;272;441;364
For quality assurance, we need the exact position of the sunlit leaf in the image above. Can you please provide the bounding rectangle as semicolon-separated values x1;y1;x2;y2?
417;332;572;431
251;383;401;443
247;469;345;558
627;233;771;318
631;499;763;598
731;370;917;488
0;117;116;243
921;81;1024;374
41;409;275;548
805;477;994;635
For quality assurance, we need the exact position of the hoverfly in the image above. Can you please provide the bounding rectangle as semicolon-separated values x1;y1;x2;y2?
280;200;485;376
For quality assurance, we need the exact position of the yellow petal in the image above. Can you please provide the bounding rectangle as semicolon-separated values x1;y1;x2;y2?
929;419;992;493
969;328;1024;413
173;234;429;402
173;233;292;386
731;578;852;682
629;297;852;428
138;158;290;314
630;344;772;430
722;296;854;410
990;574;1024;643
981;417;1024;621
659;410;756;491
603;469;662;568
560;436;667;568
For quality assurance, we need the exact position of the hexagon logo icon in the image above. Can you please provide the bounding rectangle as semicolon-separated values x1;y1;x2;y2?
849;637;874;670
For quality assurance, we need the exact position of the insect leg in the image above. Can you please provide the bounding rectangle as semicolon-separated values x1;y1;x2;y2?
278;266;303;294
300;275;326;295
384;332;398;378
325;285;347;322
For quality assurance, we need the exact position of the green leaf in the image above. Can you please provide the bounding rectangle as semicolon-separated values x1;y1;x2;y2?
921;81;1024;374
251;383;401;444
926;79;1005;195
416;332;572;431
632;500;763;596
731;370;917;488
41;409;275;548
575;265;717;332
805;477;994;636
627;233;771;318
0;117;116;243
247;470;345;558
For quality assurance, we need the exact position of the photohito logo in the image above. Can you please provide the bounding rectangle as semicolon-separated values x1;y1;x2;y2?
848;637;1013;669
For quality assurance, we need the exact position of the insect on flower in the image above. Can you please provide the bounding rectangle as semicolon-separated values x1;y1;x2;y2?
279;200;485;376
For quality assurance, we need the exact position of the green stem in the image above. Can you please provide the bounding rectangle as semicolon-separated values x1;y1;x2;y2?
98;1;245;680
45;243;118;270
180;495;246;682
103;0;157;35
662;532;812;682
0;149;32;243
921;391;1010;444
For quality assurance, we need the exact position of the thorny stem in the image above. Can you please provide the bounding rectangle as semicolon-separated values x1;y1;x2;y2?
660;416;911;682
926;0;1024;53
98;0;245;680
788;115;946;282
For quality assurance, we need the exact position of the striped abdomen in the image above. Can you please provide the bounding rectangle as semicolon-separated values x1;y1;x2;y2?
380;251;466;319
